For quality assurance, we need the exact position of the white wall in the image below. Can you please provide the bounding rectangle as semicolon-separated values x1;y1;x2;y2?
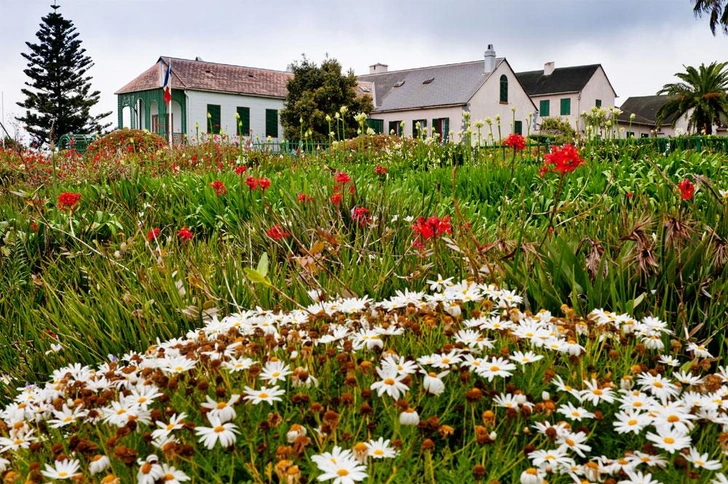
367;105;464;139
185;90;285;141
468;60;537;140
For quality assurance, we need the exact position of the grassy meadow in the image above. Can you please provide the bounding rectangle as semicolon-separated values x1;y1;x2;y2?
0;124;726;483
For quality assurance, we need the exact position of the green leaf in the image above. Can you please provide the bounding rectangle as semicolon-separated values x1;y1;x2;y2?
257;252;269;278
244;268;271;287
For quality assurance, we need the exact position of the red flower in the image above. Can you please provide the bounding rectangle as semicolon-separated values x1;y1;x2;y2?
30;222;39;233
210;180;227;196
543;144;585;175
57;192;82;211
245;176;271;191
146;227;161;242
375;165;388;177
412;215;452;246
177;227;193;241
351;206;371;226
234;165;247;175
266;224;290;241
502;133;526;151
335;171;351;184
678;179;695;200
297;192;312;203
331;192;343;205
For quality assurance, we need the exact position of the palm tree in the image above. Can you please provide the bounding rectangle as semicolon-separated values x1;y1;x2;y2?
694;0;728;35
656;62;728;134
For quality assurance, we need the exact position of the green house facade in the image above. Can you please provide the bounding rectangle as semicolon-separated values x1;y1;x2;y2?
116;57;290;144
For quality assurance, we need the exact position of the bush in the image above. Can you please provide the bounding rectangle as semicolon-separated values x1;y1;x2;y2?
86;129;167;157
538;117;576;144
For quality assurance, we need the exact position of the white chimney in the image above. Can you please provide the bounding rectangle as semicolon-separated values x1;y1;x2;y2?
484;44;496;74
544;61;555;76
369;63;388;74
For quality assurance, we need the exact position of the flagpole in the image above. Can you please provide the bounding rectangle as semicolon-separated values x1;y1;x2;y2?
168;59;173;148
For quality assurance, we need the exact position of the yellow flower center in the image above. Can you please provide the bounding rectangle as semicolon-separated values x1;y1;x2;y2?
628;419;638;426
384;378;395;385
216;402;227;410
593;389;603;395
490;366;500;372
337;469;349;477
259;393;269;399
59;472;68;477
653;381;663;388
663;437;675;444
374;449;384;456
565;438;575;446
667;415;679;423
214;425;225;433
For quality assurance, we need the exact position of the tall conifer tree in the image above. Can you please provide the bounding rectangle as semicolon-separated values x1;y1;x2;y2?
17;2;110;147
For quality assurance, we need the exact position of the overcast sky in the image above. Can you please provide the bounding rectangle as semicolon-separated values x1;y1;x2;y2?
1;0;727;138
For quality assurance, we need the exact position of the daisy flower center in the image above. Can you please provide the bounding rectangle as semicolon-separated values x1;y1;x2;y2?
259;393;269;399
384;378;395;385
214;425;225;433
628;419;638;425
337;469;349;477
216;402;227;409
667;415;679;423
663;437;675;444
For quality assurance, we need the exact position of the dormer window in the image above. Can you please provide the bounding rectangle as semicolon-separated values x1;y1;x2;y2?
394;80;405;88
422;77;434;84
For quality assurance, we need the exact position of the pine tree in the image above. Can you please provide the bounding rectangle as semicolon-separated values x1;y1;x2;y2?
17;2;111;147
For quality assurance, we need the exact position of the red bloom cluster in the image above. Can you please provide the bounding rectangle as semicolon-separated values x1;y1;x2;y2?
331;192;343;205
335;171;351;184
351;206;372;226
245;176;271;191
502;133;526;151
412;215;452;248
542;144;585;175
297;193;313;203
678;179;695;200
57;192;82;211
146;227;161;242
177;227;193;241
234;165;248;175
266;224;290;241
210;180;227;196
375;165;388;177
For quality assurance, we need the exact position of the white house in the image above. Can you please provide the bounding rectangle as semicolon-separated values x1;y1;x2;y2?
116;57;291;143
357;45;537;141
516;62;617;133
616;95;698;137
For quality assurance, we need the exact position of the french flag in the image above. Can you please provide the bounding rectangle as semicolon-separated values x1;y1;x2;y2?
162;62;172;105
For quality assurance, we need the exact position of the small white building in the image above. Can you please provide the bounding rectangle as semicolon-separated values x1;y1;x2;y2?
516;62;617;133
358;45;537;141
116;57;291;143
616;95;695;137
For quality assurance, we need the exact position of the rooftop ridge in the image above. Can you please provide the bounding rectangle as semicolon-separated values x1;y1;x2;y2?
359;59;500;76
160;56;291;75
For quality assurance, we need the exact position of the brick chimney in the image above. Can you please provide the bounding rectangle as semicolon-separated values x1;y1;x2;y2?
484;44;496;74
544;61;555;76
369;63;388;74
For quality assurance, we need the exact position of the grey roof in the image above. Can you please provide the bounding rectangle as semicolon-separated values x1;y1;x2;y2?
617;95;679;126
358;59;504;113
516;64;615;96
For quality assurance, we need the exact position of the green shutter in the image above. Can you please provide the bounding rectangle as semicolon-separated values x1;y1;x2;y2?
595;99;602;108
265;109;278;138
366;119;384;134
539;100;550;117
207;104;221;134
560;98;571;116
514;120;522;135
499;75;508;103
236;107;250;136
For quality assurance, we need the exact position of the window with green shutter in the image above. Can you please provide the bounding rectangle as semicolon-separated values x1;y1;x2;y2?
388;121;402;136
560;98;571;116
366;119;384;134
595;99;602;108
499;75;508;103
539;100;550;117
431;118;450;142
412;119;427;138
236;107;250;136
265;109;278;138
514;120;522;135
207;104;221;134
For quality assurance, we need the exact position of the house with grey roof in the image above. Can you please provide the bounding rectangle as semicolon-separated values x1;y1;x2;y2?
516;62;617;133
116;57;291;143
616;95;708;138
358;45;537;141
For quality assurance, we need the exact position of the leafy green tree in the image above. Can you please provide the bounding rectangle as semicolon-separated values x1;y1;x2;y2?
694;0;728;34
656;61;728;134
17;3;111;148
281;56;373;143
